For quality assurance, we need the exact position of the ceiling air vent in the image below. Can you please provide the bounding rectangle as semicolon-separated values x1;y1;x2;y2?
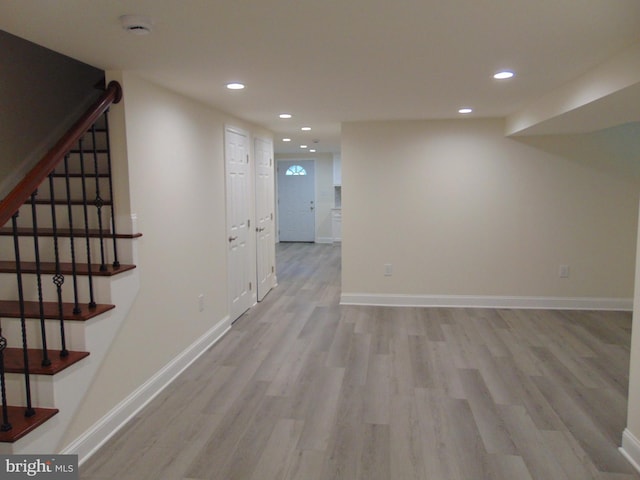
120;15;154;35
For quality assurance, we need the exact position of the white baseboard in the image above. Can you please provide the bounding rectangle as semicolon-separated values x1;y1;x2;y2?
315;236;335;244
62;316;231;465
340;293;633;311
621;429;640;473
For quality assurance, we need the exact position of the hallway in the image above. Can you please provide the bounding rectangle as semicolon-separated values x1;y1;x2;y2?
81;242;638;479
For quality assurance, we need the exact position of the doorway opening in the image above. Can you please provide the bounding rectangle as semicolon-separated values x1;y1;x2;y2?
277;159;316;242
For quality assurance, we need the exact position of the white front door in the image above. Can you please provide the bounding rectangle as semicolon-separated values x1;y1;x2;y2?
255;137;276;301
225;126;255;321
277;160;315;242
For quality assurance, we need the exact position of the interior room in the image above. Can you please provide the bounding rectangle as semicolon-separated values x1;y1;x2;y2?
0;1;639;478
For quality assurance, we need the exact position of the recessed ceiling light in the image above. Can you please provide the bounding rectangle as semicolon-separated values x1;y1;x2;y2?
279;113;292;119
282;138;291;142
300;145;308;149
310;149;317;153
120;15;154;35
494;70;515;80
226;82;245;90
458;108;473;114
301;126;311;131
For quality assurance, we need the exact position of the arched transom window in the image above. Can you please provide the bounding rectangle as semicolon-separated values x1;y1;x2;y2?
285;165;307;176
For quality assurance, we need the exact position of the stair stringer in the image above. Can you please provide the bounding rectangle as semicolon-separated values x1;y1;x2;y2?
0;239;140;455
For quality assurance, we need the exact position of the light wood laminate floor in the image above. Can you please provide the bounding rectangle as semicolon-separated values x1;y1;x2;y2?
81;242;639;479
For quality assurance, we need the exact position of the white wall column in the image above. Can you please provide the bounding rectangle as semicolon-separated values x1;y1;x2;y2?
621;196;640;472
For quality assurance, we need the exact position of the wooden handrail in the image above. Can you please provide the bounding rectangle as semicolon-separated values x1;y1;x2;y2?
0;81;123;227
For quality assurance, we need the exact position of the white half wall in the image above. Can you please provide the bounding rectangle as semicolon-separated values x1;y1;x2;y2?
622;197;640;473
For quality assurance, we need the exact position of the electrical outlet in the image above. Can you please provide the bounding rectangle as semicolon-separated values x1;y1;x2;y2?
559;265;570;278
198;294;205;312
384;264;393;276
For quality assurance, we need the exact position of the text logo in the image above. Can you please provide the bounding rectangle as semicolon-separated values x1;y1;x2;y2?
0;455;78;479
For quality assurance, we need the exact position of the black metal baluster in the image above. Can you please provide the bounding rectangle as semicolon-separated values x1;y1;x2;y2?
30;191;51;367
63;155;82;315
0;327;12;431
48;174;68;357
78;138;97;308
89;125;107;272
103;111;120;267
11;213;35;417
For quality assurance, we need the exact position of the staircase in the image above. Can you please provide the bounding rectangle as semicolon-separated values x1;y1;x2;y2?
0;81;141;453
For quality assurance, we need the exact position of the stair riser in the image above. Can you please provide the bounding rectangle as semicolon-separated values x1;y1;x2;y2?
0;273;114;306
2;354;92;413
6;204;111;231
0;236;119;266
2;320;88;352
4;375;55;408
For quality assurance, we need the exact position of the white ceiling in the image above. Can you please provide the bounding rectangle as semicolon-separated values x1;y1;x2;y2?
1;0;639;154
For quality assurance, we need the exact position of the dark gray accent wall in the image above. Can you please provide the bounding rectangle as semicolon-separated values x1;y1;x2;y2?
0;30;104;197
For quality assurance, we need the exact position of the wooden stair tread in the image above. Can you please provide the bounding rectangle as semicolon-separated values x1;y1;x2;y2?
0;261;136;276
0;407;59;443
3;348;89;375
0;227;142;239
0;300;114;320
